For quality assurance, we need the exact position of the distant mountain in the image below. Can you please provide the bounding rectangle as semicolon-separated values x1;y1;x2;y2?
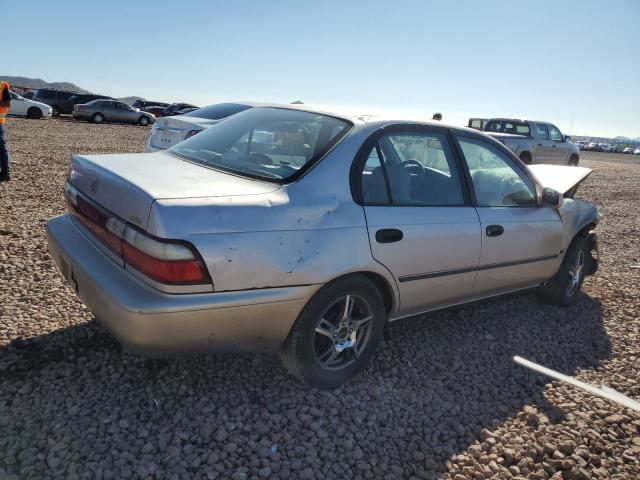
0;75;89;93
117;96;147;105
613;136;630;141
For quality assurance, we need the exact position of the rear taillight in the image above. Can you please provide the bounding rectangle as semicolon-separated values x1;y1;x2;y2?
65;183;211;288
122;229;207;284
184;129;201;139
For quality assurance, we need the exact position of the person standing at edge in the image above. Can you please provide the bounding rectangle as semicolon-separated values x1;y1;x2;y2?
0;79;11;183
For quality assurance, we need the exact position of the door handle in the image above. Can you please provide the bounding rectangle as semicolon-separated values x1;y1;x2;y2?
552;144;557;147
538;143;542;146
486;225;504;237
376;228;403;243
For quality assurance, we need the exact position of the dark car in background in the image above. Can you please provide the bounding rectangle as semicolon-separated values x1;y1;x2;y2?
73;100;155;126
32;88;79;116
69;94;114;107
163;103;199;116
132;100;169;111
143;105;167;117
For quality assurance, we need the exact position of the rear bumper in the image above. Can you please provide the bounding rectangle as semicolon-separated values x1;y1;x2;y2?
46;214;317;356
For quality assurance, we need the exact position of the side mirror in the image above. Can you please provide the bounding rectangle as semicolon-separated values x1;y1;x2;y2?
564;135;571;142
541;187;561;208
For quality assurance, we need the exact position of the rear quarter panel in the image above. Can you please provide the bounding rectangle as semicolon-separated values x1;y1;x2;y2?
146;128;399;297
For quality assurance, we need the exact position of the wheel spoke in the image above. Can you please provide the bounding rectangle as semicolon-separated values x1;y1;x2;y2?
315;318;334;339
351;314;373;328
319;346;339;367
341;295;353;321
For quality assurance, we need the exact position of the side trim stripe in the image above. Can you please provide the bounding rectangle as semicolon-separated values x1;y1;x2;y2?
398;254;560;282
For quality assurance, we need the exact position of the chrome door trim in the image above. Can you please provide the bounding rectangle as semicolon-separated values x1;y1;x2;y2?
398;253;560;282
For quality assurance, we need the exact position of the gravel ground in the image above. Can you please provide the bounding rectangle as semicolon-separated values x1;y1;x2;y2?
1;117;639;480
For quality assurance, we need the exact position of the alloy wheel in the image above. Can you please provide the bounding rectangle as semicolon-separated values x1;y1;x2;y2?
313;294;373;371
566;249;585;297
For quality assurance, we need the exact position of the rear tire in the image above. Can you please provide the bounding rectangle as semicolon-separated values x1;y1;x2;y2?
280;275;386;389
569;154;579;166
92;113;104;124
27;107;42;119
139;116;150;126
51;105;61;117
539;236;588;306
519;152;532;164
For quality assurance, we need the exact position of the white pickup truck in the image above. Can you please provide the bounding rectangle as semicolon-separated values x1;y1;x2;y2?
478;118;580;166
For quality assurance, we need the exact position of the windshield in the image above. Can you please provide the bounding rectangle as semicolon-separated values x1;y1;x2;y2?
485;120;531;136
169;107;351;182
184;103;252;120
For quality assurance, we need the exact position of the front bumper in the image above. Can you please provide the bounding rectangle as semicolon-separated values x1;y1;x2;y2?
46;214;317;356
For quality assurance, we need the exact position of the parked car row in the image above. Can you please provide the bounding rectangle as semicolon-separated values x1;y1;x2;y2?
31;88;115;116
132;100;200;118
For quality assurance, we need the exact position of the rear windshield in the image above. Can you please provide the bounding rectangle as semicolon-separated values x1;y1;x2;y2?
184;103;252;120
485;120;531;136
169;107;351;183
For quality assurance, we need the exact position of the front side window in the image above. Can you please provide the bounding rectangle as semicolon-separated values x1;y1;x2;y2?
170;108;351;182
549;124;563;142
536;123;549;140
360;131;464;206
457;136;536;207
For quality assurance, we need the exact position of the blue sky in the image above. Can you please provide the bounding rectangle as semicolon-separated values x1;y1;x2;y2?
5;0;639;137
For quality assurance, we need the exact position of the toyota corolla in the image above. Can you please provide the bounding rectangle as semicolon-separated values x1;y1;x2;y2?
47;105;599;389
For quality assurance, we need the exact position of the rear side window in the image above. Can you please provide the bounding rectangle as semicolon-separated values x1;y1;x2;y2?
359;131;464;206
485;120;531;136
184;103;252;120
549;125;563;141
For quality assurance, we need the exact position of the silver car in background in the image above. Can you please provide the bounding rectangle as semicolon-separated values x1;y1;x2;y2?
147;102;264;151
73;100;156;126
47;105;600;389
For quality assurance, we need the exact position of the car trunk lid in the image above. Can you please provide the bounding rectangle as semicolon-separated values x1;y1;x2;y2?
68;151;280;230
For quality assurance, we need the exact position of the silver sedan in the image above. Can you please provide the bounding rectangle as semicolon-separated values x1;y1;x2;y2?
47;105;600;388
73;99;155;126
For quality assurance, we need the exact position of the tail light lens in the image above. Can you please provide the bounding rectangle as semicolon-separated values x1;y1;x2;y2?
66;183;211;288
184;129;201;140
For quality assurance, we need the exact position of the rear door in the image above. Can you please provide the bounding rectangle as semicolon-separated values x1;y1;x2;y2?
357;126;482;316
453;134;563;296
9;92;27;116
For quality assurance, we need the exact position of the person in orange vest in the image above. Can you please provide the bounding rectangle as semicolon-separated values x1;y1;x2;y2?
0;80;11;182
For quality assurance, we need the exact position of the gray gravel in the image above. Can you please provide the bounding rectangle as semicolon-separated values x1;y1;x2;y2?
1;117;639;479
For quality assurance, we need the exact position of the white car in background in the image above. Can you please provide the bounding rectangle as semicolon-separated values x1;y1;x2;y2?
146;102;262;151
9;91;52;119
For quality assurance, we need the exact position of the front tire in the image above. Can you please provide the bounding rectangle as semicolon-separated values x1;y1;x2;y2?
139;116;150;126
569;154;579;166
27;107;42;119
280;275;386;389
539;236;588;306
92;113;104;124
51;105;61;117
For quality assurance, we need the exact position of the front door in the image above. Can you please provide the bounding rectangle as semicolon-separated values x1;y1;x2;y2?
548;124;569;164
454;134;563;296
532;123;553;163
357;128;482;316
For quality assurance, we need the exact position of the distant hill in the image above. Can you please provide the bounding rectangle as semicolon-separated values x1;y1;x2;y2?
117;96;147;105
0;75;89;93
